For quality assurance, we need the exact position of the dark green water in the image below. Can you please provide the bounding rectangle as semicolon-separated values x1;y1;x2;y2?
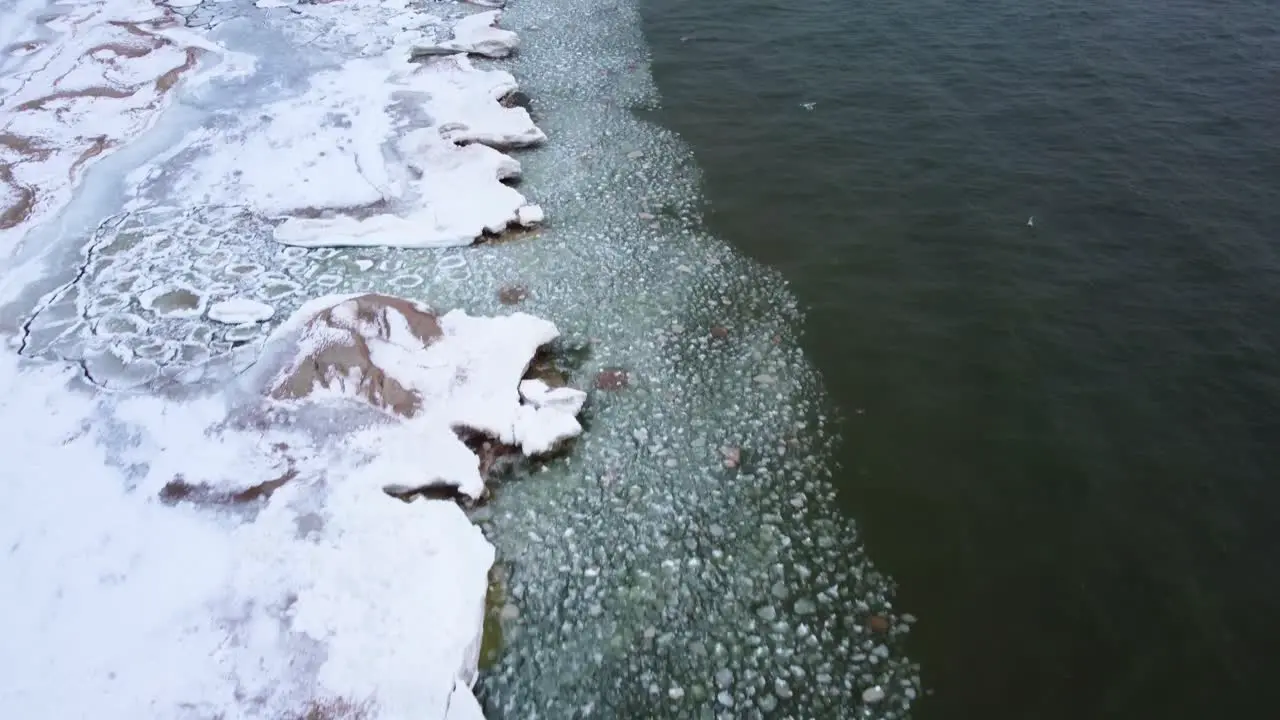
641;0;1280;716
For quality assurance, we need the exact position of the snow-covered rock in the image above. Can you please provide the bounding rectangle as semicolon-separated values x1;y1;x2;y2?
260;293;587;497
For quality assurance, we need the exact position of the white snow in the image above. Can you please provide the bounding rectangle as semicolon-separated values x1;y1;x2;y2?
208;298;276;324
0;349;495;719
415;11;520;59
513;380;586;455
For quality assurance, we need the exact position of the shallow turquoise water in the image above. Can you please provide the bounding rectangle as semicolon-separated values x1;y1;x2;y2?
642;0;1280;716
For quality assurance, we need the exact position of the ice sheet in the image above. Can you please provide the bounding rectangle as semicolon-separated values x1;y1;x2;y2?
0;0;250;254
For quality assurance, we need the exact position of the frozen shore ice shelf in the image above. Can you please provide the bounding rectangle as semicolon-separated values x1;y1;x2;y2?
1;0;923;717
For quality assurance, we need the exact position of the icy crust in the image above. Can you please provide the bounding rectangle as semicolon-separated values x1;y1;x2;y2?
0;0;249;253
260;293;586;498
128;10;545;249
0;353;494;720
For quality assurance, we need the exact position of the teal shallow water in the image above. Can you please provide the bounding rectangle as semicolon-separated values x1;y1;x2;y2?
642;0;1280;716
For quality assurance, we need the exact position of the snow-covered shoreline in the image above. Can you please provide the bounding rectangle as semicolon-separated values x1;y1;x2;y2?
1;1;573;717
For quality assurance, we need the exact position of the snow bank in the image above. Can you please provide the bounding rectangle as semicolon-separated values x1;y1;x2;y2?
0;285;589;717
0;0;249;254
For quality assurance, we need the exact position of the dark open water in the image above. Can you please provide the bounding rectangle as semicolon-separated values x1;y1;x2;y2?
641;0;1280;716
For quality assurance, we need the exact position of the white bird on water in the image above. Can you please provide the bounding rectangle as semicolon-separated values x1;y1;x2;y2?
1027;216;1035;227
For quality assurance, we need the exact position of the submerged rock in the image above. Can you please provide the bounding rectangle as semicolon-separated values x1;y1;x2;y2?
498;284;529;305
269;293;442;417
594;367;629;390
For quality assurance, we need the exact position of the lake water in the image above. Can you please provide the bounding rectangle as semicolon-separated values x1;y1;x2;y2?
641;0;1280;716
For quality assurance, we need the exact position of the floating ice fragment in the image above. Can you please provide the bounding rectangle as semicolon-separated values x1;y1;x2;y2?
208;298;275;324
862;685;886;703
